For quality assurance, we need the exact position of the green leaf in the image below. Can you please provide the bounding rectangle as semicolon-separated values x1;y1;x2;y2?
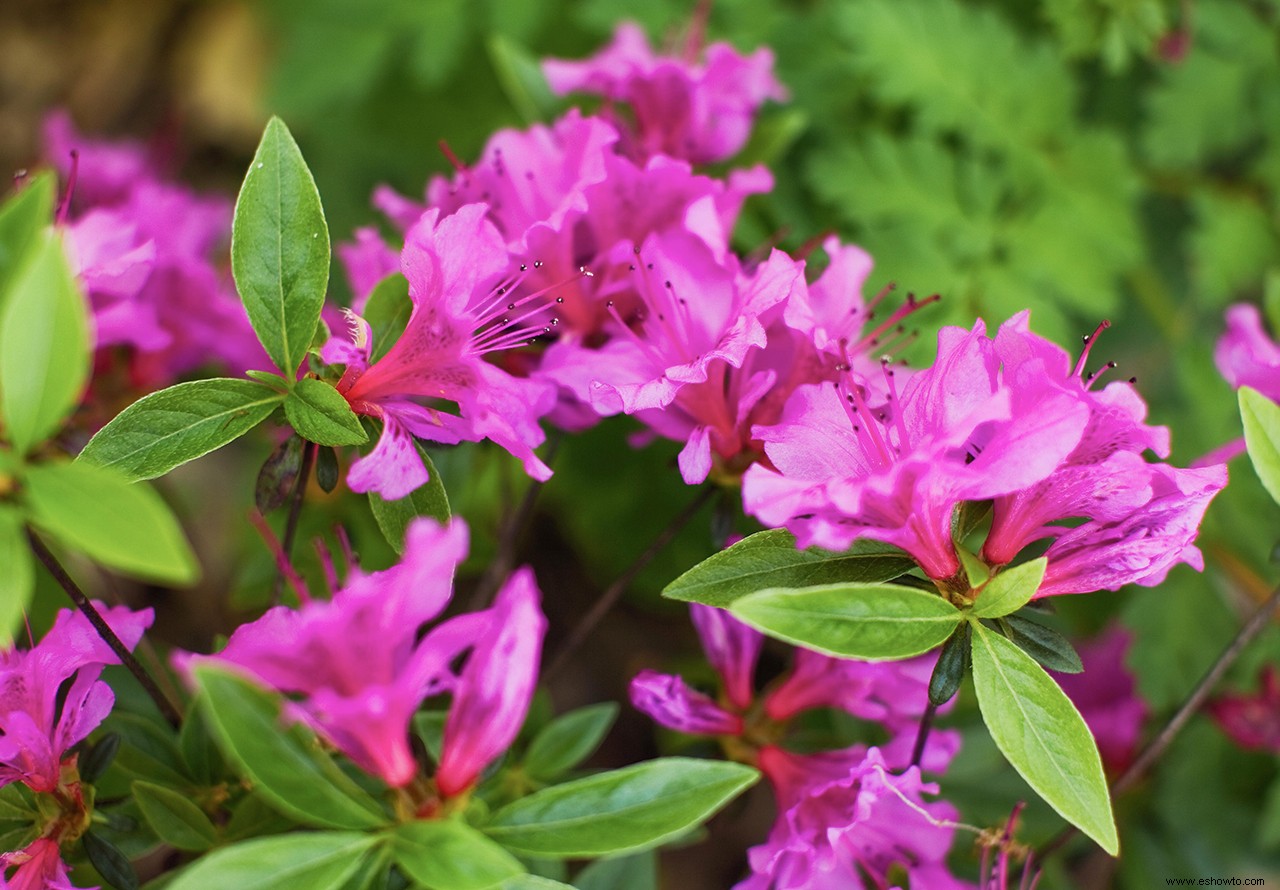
78;379;284;481
1001;614;1084;674
955;546;989;588
730;583;962;660
284;378;367;447
360;273;411;363
0;173;55;303
391;820;525;890
132;781;219;852
166;832;377;890
83;830;139;890
0;232;90;455
232;116;330;377
485;758;758;858
573;851;658;890
928;621;970;707
256;433;305;514
662;529;913;608
1240;387;1280;505
523;703;618;782
487;34;557;125
498;879;576;890
178;697;224;786
368;440;451;553
190;664;388;831
23;462;199;585
0;507;33;647
971;558;1046;618
316;446;340;492
79;733;120;784
969;621;1118;854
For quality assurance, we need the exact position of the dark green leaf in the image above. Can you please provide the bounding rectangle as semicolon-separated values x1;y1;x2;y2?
78;379;284;481
166;832;378;890
929;622;970;707
730;583;961;660
132;780;219;852
0;232;89;455
970;621;1118;854
361;272;411;363
190;664;388;830
662;529;913;608
23;462;199;585
391;819;526;889
573;851;658;890
412;710;447;764
231;116;330;376
256;434;305;514
224;791;299;841
0;507;32;646
82;830;139;890
80;733;120;784
1240;387;1280;506
0;784;37;822
523;703;618;782
178;696;224;786
106;712;189;790
971;558;1046;618
368;440;450;553
284;378;367;447
1001;614;1083;674
485;758;758;858
316;446;340;492
0;173;55;302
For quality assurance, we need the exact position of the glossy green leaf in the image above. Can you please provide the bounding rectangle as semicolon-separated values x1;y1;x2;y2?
23;462;199;585
190;664;388;831
1001;614;1084;674
662;529;913;608
971;558;1046;618
0;232;89;455
928;621;970;706
132;780;219;852
955;545;989;588
78;379;284;481
78;733;120;784
391;819;525;890
730;583;961;660
0;507;32;647
1240;386;1280;506
368;440;450;553
166;832;377;890
284;378;367;446
485;758;758;858
970;621;1118;855
316;446;340;492
523;703;618;782
0;173;55;303
361;272;411;363
82;831;138;890
232;116;330;376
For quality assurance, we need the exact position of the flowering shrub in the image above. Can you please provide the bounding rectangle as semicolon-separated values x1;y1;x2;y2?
2;2;1280;888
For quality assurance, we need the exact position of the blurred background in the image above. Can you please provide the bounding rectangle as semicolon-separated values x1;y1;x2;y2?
5;0;1280;886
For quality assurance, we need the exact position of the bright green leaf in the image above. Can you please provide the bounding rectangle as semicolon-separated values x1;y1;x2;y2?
284;378;367;446
0;507;33;647
955;546;989;588
368;439;450;553
485;758;758;858
23;462;199;585
0;232;90;455
730;583;961;660
970;622;1118;854
971;558;1046;618
391;819;525;890
232;116;330;377
1240;387;1280;505
0;173;55;303
361;272;410;363
166;832;377;890
78;379;284;481
132;780;219;852
190;664;388;831
524;703;618;782
662;529;912;608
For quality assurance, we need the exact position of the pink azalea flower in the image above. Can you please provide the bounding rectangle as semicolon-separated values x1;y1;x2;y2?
1053;626;1149;772
184;520;545;793
332;204;557;499
44;113;266;390
744;315;1090;581
0;605;152;794
1215;303;1280;402
542;22;787;164
1;837;89;890
1206;665;1280;754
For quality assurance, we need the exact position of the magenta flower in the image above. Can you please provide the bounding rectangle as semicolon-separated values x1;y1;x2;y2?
0;604;152;794
1;837;88;890
739;746;969;890
542;22;787;164
1207;665;1280;754
332;204;557;499
1215;303;1280;402
185;520;545;794
1054;626;1148;772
